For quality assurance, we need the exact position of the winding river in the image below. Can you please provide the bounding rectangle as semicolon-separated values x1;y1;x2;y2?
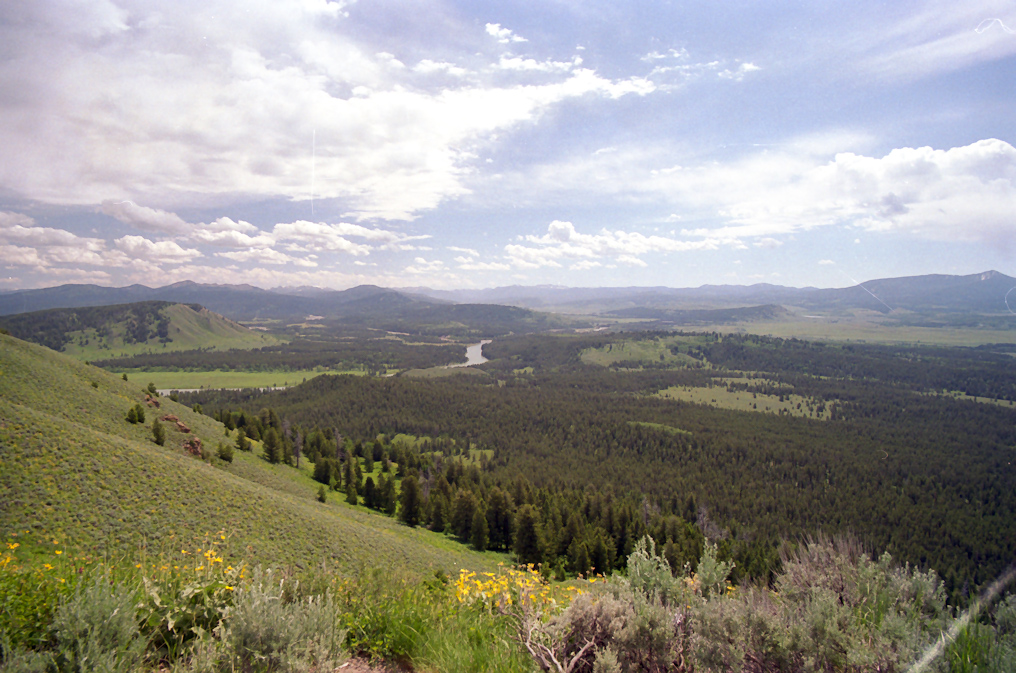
449;339;491;368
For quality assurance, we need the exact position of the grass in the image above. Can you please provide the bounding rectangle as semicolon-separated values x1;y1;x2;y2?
0;333;502;576
628;421;692;435
654;382;832;419
61;304;283;361
400;366;489;378
692;316;1016;347
580;335;702;368
122;368;367;391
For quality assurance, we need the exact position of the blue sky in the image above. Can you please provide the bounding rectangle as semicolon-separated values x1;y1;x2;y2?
1;1;1014;291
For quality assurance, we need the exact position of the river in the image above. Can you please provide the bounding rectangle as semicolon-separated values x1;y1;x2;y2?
449;339;491;368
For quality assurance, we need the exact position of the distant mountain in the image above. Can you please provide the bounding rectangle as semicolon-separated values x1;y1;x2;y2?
4;271;1012;328
0;301;279;358
0;282;442;321
411;271;1016;315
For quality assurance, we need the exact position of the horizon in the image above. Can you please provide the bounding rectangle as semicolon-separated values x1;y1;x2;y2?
1;2;1014;291
1;268;1010;296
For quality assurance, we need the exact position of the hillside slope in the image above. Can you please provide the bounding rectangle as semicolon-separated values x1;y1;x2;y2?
0;333;496;573
0;301;281;359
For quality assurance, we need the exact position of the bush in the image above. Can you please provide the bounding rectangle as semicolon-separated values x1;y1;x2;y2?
50;571;146;673
152;419;166;446
217;441;233;463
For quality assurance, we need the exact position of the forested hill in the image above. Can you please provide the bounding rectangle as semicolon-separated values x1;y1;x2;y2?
0;301;278;357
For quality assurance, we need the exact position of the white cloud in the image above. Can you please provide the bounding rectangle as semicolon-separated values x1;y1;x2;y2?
0;5;655;221
496;55;581;73
754;238;783;248
818;259;836;265
456;258;510;271
100;201;192;235
114;235;202;263
216;248;317;267
405;257;445;273
718;62;761;81
414;60;469;77
448;246;479;256
504;220;732;269
485;23;528;44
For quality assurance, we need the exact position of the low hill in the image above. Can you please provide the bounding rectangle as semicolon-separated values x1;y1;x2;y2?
0;332;496;573
0;301;281;359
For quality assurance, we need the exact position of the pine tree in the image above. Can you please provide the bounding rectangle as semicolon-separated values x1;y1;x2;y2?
152;419;166;446
217;441;233;463
345;479;358;506
399;475;423;527
235;428;250;452
471;508;489;552
430;494;449;533
126;406;138;424
514;504;544;566
263;428;281;463
363;476;377;509
451;490;478;540
134;404;146;424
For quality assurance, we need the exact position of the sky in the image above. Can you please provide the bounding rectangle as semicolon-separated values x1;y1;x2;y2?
1;1;1015;291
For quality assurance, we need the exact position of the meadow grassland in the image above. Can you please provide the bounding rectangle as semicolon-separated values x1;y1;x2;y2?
580;334;703;367
59;304;283;360
129;368;366;391
654;383;832;419
0;333;501;576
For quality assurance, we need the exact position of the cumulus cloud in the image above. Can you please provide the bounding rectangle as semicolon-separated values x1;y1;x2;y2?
486;23;528;44
405;257;445;273
504;220;732;269
100;201;192;235
114;235;202;263
448;246;479;256
216;248;317;267
0;4;657;221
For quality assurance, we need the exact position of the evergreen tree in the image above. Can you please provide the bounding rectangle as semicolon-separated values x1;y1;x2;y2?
152;418;165;446
486;487;515;551
429;494;449;533
568;538;591;576
217;441;233;463
451;490;478;540
126;406;138;424
235;428;250;452
345;479;358;506
134;403;146;424
363;476;377;509
317;485;327;503
263;427;281;464
382;476;398;516
514;504;544;566
399;475;423;527
471;508;489;552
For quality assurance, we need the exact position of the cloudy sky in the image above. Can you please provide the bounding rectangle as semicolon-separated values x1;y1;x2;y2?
1;1;1014;291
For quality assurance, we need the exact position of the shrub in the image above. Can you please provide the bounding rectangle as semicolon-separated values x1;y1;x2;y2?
50;571;146;673
152;419;166;446
217;441;233;463
317;486;327;503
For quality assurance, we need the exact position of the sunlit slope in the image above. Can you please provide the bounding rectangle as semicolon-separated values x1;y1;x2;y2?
0;333;494;573
0;301;281;360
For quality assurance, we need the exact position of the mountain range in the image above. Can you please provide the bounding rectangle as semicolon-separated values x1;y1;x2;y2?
1;270;1013;321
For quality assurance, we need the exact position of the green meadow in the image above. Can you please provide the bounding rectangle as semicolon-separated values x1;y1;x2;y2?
0;333;500;575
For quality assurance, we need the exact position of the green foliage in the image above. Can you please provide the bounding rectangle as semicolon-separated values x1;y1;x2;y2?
152;418;166;446
50;571;146;673
216;441;233;463
262;428;281;464
90;381;98;389
235;428;250;452
317;486;327;503
126;406;137;424
147;382;157;395
399;476;423;528
513;505;543;566
470;509;488;552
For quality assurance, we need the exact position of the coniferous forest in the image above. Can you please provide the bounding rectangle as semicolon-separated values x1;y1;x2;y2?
180;331;1016;606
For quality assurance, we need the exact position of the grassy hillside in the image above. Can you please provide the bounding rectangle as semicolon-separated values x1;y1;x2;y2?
0;301;281;360
0;333;498;574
